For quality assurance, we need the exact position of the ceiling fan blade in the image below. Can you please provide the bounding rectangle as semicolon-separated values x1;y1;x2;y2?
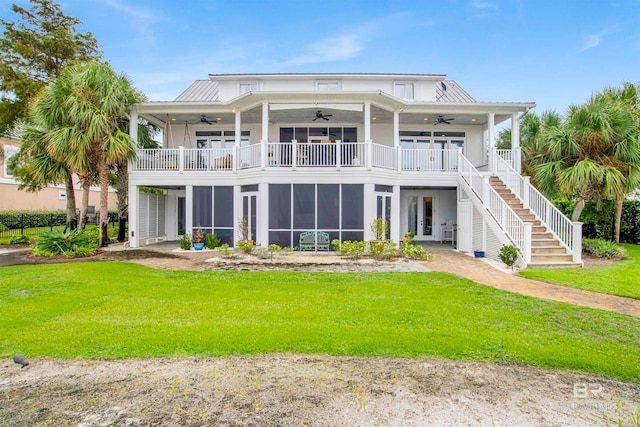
324;114;333;117
322;117;329;121
312;117;318;121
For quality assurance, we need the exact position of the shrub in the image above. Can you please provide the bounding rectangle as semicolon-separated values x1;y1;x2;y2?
402;243;432;260
370;240;396;260
217;243;231;256
179;234;192;250
268;244;281;253
237;240;254;253
370;217;389;240
0;222;5;232
400;232;415;248
8;234;30;244
582;239;626;259
331;239;341;252
499;245;519;270
281;246;295;253
36;229;93;255
338;240;368;260
205;233;220;249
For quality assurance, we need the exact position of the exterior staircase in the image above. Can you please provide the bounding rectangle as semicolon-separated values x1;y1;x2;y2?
489;176;582;269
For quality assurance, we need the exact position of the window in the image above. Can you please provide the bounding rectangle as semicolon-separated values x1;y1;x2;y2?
317;81;340;91
394;83;414;100
239;82;258;95
3;144;19;177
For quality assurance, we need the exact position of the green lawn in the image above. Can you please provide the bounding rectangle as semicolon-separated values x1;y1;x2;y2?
520;244;640;299
1;262;639;381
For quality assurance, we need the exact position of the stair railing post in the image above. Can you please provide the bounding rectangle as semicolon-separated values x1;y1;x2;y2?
178;146;185;174
572;221;582;264
522;176;531;210
482;176;491;209
523;222;532;264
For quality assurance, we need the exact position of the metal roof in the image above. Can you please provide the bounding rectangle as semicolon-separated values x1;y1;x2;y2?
436;80;476;103
174;80;219;102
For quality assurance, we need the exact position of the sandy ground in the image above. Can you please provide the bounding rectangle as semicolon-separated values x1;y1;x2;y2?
1;356;639;427
1;244;637;426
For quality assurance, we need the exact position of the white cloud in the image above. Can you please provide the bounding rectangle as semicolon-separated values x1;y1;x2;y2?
581;34;601;51
285;33;364;66
98;0;160;42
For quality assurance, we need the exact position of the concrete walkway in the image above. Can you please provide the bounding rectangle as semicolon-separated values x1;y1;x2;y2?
426;249;640;317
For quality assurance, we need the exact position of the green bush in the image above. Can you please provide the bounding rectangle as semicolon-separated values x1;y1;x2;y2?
8;234;30;244
205;233;220;249
338;240;368;260
582;239;626;259
179;234;192;250
402;243;432;260
499;245;519;270
268;244;281;253
331;239;341;252
0;222;5;232
369;240;396;260
36;229;93;255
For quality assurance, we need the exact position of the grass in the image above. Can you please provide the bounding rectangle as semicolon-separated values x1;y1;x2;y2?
1;262;639;381
519;244;640;300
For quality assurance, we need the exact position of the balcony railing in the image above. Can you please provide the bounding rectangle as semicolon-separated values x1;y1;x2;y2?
132;142;463;173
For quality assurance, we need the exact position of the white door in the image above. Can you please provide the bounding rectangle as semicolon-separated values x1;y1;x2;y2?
457;200;473;252
405;191;438;241
242;193;258;241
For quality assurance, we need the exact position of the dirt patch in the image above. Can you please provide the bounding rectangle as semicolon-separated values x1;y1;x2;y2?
582;252;623;268
1;356;638;426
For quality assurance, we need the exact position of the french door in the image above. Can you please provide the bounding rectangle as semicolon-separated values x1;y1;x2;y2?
405;191;438;241
242;193;257;241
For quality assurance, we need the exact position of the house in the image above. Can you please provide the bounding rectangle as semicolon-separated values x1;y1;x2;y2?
0;136;117;212
127;73;582;268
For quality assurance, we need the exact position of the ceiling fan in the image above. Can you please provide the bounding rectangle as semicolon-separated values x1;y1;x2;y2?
199;115;216;124
434;115;454;125
312;110;332;121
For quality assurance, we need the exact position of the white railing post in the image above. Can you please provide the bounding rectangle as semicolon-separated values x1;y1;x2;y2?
489;147;497;175
178;146;185;174
397;147;402;174
232;146;238;173
522;176;531;209
260;140;267;170
482;175;491;208
572;222;582;263
336;139;341;171
367;139;373;170
292;139;297;170
523;222;533;264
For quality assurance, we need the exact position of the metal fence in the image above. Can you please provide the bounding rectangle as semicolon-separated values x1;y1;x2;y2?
0;212;119;240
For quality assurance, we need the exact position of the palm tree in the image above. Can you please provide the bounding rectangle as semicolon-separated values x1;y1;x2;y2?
11;125;78;229
533;88;640;242
31;61;144;246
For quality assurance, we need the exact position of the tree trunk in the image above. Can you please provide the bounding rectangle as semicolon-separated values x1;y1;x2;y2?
116;161;128;242
78;176;90;230
571;198;586;222
64;175;77;231
614;197;623;243
98;153;109;247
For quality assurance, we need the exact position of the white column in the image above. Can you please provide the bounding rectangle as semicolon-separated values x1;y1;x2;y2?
261;102;269;142
235;110;242;147
391;185;401;243
129;109;138;143
364;101;371;142
487;112;496;173
511;112;521;173
572;222;583;264
185;185;193;237
393;111;400;147
128;184;139;247
363;183;376;241
257;183;269;247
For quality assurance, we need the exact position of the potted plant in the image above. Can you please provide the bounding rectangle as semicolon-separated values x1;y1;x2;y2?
237;217;254;253
369;217;389;252
193;225;206;250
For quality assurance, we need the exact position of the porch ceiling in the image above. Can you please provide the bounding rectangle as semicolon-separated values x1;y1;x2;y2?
144;106;507;128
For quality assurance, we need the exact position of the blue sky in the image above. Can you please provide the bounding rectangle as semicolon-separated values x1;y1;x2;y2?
3;0;639;114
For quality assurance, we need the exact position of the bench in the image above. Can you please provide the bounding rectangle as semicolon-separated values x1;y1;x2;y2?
299;231;330;252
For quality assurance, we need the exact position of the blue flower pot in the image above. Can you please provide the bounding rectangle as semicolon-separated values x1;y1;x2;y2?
474;251;485;258
193;243;205;251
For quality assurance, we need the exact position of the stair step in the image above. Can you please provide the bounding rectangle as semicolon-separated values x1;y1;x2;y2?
531;253;574;263
531;239;560;247
531;246;568;254
527;261;583;269
513;208;532;215
518;214;537;221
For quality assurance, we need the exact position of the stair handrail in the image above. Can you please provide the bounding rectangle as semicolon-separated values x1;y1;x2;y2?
458;152;531;262
491;149;576;255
